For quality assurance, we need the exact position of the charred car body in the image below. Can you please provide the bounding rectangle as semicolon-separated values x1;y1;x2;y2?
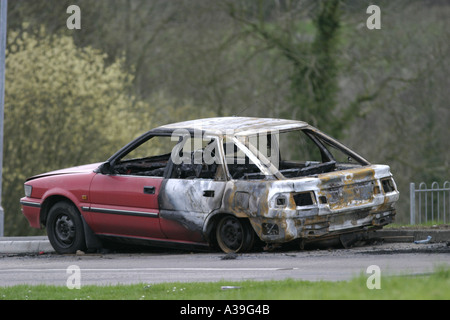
20;117;399;253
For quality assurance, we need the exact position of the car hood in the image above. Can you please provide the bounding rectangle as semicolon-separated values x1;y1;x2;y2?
26;162;103;181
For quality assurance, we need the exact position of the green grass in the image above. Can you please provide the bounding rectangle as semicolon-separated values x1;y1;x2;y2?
1;267;449;300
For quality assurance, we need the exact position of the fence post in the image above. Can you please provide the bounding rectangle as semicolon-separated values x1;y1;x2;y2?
410;182;415;225
444;181;449;224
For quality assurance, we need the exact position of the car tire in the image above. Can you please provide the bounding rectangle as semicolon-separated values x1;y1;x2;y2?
46;201;86;254
216;215;255;253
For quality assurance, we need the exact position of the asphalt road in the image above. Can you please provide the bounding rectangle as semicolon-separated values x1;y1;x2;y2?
0;242;449;287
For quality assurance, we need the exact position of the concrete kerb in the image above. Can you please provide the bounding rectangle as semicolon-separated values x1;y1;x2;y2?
0;236;54;254
368;228;450;244
0;229;449;254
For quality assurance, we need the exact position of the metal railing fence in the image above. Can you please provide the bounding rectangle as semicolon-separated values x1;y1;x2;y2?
410;181;450;225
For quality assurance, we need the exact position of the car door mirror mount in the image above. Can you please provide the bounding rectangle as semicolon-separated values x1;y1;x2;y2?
99;161;113;175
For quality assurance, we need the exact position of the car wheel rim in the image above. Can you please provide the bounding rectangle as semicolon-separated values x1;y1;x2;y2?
54;214;75;246
218;217;243;252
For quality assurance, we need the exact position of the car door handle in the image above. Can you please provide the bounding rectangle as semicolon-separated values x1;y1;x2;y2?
143;186;155;194
203;190;215;197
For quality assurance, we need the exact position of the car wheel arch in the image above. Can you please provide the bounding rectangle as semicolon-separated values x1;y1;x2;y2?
203;211;258;252
46;200;87;254
40;195;76;226
42;196;102;252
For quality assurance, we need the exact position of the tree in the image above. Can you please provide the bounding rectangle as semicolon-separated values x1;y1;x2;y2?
339;1;450;221
221;0;342;134
4;29;150;235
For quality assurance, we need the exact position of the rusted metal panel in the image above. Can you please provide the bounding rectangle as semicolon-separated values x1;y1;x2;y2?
217;164;398;244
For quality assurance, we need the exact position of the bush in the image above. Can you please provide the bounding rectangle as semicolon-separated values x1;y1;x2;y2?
4;29;149;235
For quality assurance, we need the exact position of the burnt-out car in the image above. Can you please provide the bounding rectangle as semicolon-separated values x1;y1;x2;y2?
20;117;399;253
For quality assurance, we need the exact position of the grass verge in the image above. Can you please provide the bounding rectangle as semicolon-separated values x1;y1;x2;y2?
1;266;449;300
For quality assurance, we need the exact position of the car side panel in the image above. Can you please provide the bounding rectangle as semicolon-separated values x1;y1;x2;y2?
88;174;166;239
20;200;41;228
21;173;97;228
158;179;226;242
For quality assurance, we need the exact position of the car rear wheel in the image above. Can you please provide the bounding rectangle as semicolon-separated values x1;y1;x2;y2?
216;215;255;253
46;201;86;254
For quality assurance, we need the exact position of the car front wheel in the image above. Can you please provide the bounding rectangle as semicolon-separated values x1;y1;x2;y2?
46;201;86;254
216;215;255;253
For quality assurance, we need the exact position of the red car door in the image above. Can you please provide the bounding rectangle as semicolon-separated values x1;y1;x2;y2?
86;174;166;239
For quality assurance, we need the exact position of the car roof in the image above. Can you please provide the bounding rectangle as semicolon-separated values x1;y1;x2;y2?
156;117;309;136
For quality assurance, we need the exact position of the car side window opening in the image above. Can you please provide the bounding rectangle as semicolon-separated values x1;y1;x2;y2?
277;129;366;177
225;140;259;180
113;133;226;180
224;135;277;180
113;135;178;177
170;135;226;180
225;129;366;180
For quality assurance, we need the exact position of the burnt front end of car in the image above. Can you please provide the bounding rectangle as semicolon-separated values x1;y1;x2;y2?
230;164;399;245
